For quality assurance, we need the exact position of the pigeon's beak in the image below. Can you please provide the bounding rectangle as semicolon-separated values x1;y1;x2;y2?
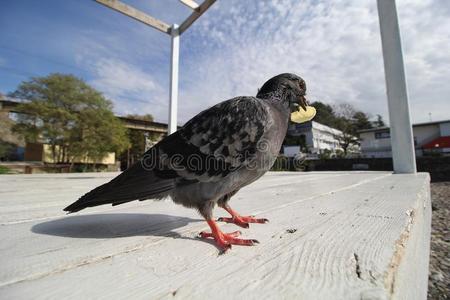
299;95;308;111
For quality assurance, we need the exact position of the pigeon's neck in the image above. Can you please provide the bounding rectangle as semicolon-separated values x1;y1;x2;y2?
257;91;291;117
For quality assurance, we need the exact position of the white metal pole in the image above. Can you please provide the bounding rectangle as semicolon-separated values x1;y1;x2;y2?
168;24;180;134
377;0;416;174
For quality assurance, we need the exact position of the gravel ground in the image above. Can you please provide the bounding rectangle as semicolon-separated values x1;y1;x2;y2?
428;181;450;300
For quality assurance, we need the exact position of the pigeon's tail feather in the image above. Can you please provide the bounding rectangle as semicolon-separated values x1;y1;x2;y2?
64;164;175;213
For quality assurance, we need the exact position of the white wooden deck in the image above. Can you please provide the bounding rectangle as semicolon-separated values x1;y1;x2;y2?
0;171;431;300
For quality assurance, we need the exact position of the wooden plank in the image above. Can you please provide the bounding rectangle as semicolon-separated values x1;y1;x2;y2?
0;172;431;299
178;0;216;34
95;0;171;35
179;0;199;10
0;172;385;225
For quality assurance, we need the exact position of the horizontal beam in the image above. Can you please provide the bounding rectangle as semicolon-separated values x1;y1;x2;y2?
179;0;216;34
179;0;199;10
95;0;171;35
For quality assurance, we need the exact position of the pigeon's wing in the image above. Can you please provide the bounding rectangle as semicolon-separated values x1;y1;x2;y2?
64;96;271;212
155;96;272;182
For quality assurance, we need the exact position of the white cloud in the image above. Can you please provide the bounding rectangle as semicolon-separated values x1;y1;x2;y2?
174;0;450;124
397;0;450;123
177;0;386;123
88;57;169;118
91;58;155;99
72;29;171;120
68;0;450;125
2;0;448;126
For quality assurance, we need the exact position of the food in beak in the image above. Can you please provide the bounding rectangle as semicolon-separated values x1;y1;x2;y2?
290;105;316;123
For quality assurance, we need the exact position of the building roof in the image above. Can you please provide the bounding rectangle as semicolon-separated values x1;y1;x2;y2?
311;121;343;135
358;119;450;133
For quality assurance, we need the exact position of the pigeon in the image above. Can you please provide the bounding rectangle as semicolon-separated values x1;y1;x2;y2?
64;73;312;252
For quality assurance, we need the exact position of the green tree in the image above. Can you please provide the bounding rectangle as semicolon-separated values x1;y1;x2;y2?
126;114;154;122
373;114;386;128
353;111;373;131
11;73;129;168
333;103;360;156
310;101;338;128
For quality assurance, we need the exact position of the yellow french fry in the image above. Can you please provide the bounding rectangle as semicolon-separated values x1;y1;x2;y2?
290;106;316;123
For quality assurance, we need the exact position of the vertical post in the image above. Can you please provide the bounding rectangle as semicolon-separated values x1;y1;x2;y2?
377;0;416;174
168;24;180;134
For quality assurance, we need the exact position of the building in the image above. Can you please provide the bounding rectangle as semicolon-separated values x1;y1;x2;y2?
0;97;171;140
358;120;450;158
0;96;174;167
24;142;116;165
284;121;357;157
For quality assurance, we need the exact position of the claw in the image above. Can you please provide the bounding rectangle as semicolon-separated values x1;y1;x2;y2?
199;231;257;247
200;220;259;252
219;244;232;255
199;230;241;239
220;205;269;227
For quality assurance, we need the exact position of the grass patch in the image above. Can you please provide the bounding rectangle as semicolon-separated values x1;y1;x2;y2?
0;165;11;174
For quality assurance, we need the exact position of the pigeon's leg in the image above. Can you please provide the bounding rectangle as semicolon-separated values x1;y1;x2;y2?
218;203;269;228
197;201;259;253
199;219;259;253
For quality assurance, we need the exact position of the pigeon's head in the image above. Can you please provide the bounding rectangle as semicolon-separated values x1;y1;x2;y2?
257;73;308;112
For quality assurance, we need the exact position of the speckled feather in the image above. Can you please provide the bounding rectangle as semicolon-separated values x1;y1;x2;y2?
64;97;274;212
64;73;305;214
157;96;270;181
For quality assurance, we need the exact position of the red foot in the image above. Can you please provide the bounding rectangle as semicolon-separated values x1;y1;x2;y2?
217;215;269;228
218;205;269;228
199;230;242;239
199;220;259;253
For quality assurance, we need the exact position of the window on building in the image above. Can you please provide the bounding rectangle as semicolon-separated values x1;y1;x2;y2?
375;130;390;139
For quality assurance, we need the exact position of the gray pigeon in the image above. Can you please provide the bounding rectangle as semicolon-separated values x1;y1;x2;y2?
64;73;309;252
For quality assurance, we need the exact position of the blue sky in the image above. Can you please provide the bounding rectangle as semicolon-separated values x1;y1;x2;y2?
1;0;449;124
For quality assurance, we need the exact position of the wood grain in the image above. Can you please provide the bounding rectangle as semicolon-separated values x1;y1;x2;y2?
0;172;430;299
